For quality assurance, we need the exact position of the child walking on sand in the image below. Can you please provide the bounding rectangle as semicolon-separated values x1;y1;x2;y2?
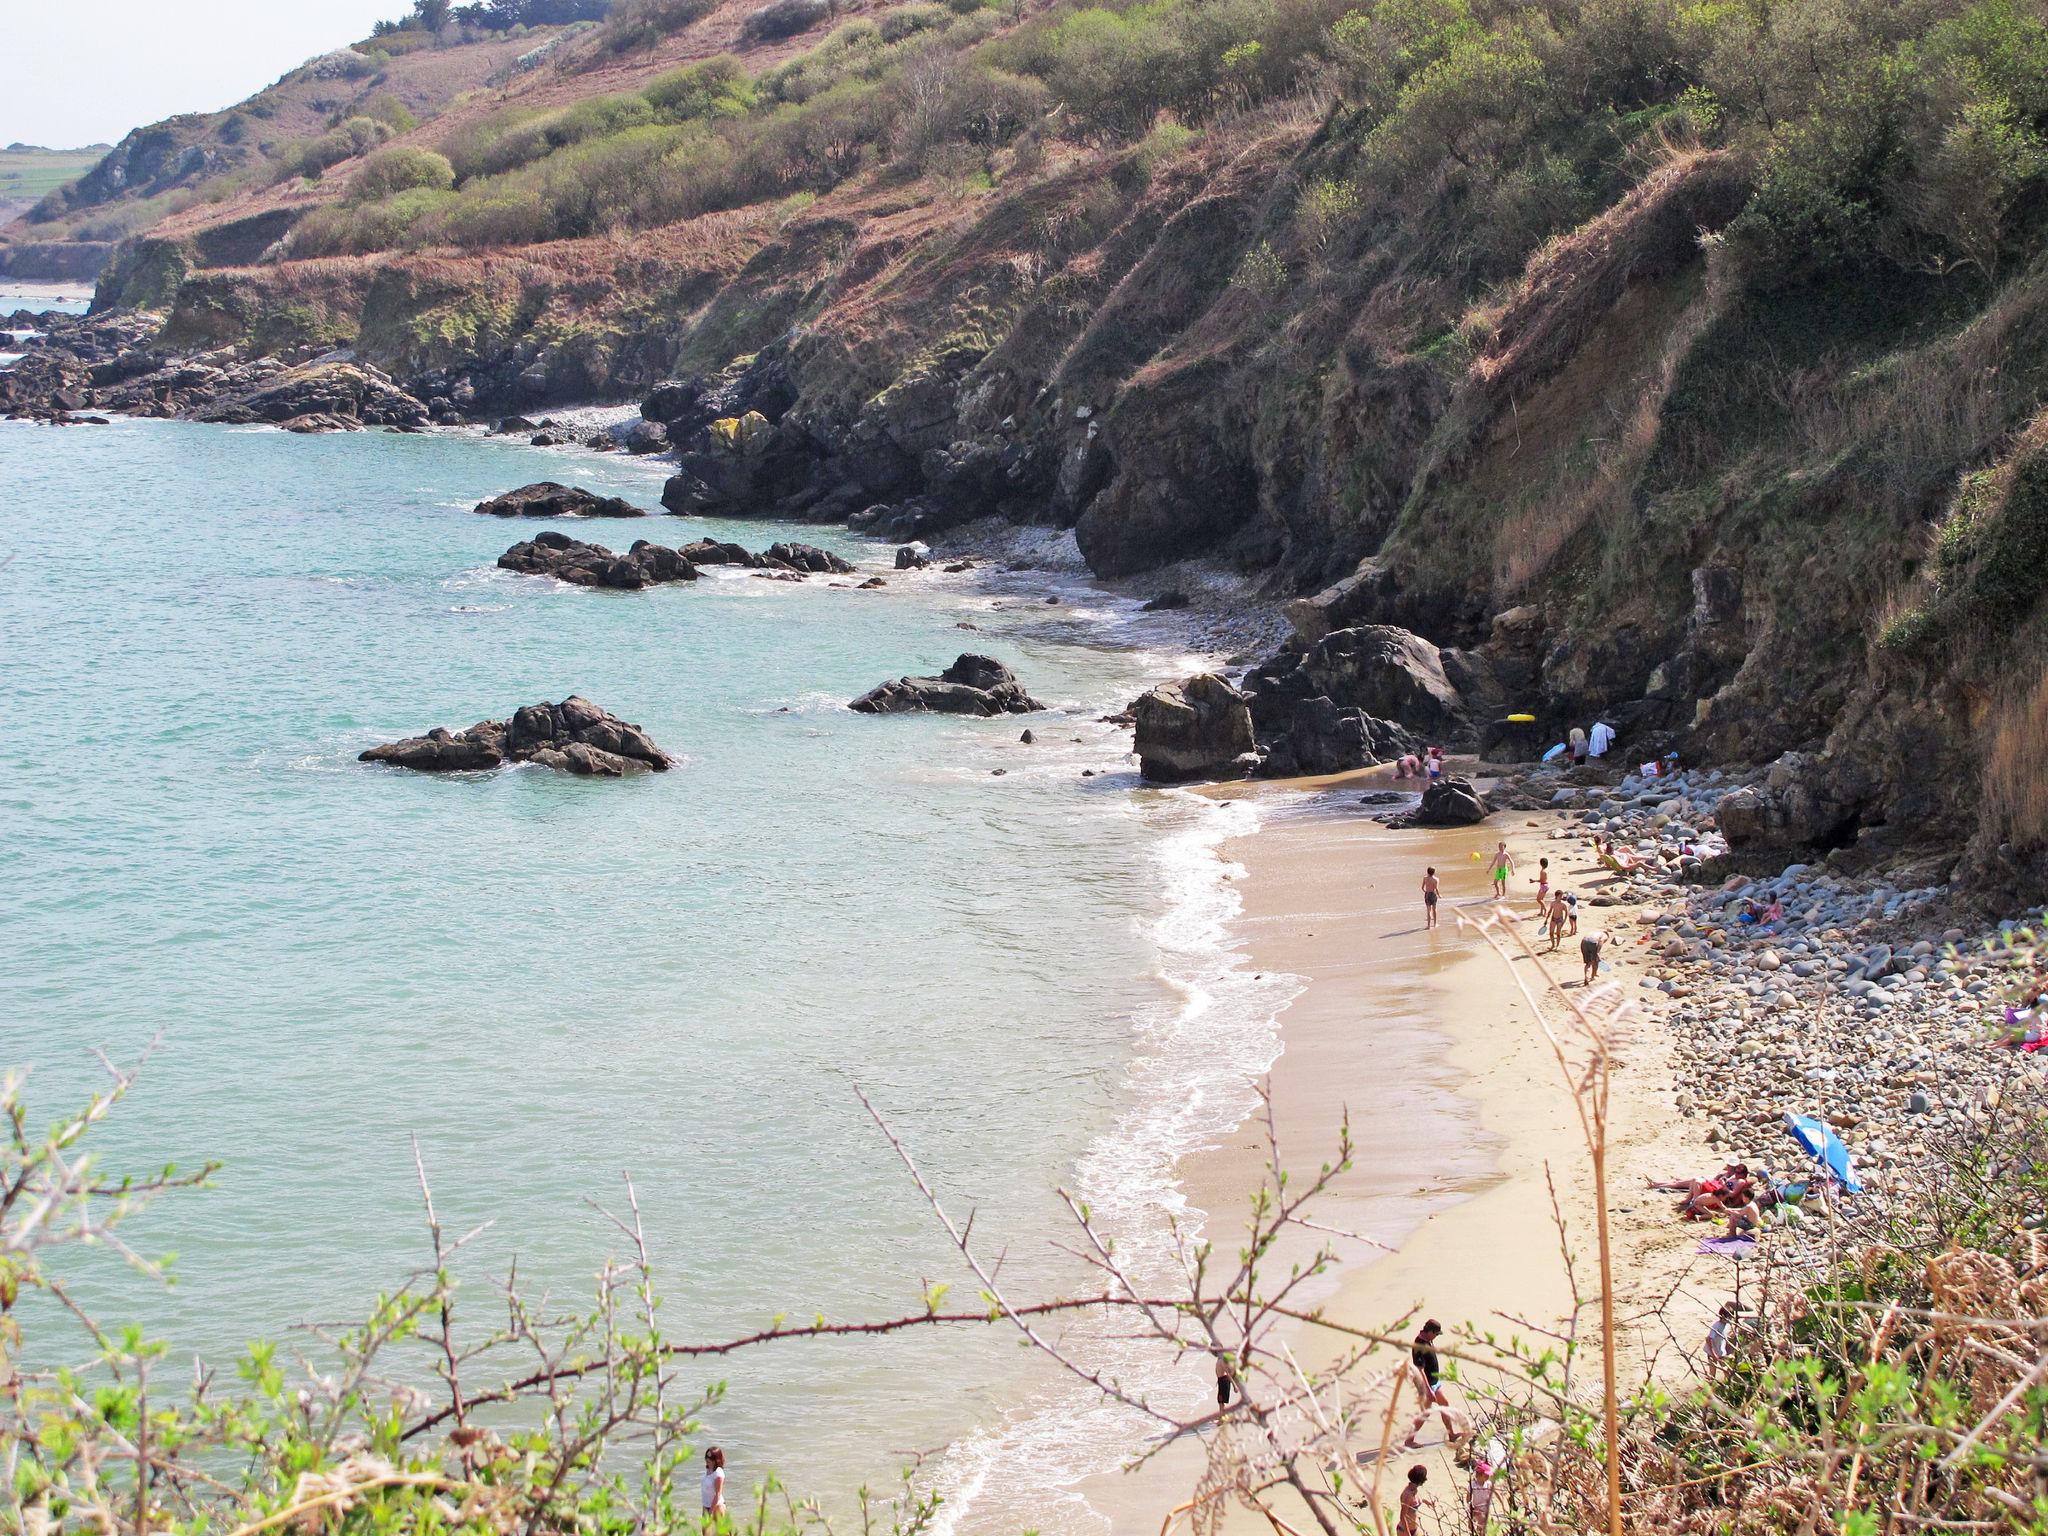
1422;866;1440;929
1490;841;1514;899
1533;857;1550;915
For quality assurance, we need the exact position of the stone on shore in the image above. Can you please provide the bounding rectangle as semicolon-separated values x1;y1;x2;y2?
498;531;700;589
361;696;673;775
1132;673;1257;782
474;481;648;518
1413;776;1489;825
849;654;1044;716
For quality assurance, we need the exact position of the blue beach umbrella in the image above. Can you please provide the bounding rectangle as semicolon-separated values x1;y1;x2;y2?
1784;1113;1863;1195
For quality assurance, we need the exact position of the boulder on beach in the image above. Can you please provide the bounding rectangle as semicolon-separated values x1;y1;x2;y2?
849;654;1044;716
498;531;700;589
1412;776;1489;826
473;481;648;518
1132;673;1257;783
361;696;673;776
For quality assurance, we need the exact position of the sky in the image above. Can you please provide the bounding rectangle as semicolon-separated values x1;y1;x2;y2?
6;1;406;149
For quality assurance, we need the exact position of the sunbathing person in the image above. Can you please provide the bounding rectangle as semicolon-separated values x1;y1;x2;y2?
1685;1177;1756;1221
1992;992;2048;1050
1648;1164;1748;1216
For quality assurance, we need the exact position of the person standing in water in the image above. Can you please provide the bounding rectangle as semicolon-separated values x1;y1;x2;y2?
1489;841;1514;899
701;1446;727;1523
1422;866;1440;929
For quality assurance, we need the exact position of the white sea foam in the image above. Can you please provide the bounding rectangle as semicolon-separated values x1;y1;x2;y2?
925;791;1303;1535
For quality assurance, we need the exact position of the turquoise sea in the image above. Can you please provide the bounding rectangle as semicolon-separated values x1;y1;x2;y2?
0;407;1295;1530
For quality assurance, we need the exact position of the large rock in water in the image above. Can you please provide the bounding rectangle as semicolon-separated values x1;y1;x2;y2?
1132;674;1257;783
361;696;672;776
1413;776;1489;826
498;531;699;589
474;482;648;518
849;655;1044;716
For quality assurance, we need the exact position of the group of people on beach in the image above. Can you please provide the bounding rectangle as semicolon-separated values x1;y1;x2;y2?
1395;746;1449;783
1422;841;1607;986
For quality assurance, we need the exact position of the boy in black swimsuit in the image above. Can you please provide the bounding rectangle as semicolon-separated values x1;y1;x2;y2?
1422;866;1440;930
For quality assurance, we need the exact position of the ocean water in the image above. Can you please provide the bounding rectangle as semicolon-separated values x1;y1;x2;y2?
0;416;1294;1530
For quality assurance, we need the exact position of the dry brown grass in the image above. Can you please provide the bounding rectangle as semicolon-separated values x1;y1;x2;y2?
1981;667;2048;849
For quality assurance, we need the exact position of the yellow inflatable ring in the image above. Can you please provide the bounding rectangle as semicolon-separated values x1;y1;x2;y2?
1506;712;1536;723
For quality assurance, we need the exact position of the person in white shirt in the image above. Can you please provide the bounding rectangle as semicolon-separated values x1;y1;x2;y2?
1706;1302;1740;1373
701;1445;727;1522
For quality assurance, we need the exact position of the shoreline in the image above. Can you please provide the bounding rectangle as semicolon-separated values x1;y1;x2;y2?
1080;765;1713;1533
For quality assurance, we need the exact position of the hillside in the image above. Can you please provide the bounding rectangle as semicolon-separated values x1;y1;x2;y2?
13;0;2048;902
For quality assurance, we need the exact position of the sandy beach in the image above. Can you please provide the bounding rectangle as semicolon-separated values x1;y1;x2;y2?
1085;762;1728;1534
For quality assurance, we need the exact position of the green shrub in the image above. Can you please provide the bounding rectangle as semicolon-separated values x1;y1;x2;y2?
360;92;421;134
450;93;656;180
880;4;952;42
1230;238;1289;300
349;146;457;203
643;56;758;120
1296;173;1360;249
276;115;396;182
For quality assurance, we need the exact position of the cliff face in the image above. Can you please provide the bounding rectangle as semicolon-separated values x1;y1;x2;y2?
28;0;2048;898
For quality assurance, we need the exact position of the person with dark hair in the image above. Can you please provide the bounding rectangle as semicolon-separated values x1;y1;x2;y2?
1422;866;1440;929
1215;1348;1236;1412
1397;1464;1432;1536
1403;1319;1457;1450
701;1446;727;1522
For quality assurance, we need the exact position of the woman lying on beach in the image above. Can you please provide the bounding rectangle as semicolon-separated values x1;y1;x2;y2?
1648;1164;1748;1217
1991;991;2048;1050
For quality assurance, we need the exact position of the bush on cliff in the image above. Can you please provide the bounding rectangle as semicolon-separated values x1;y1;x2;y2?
348;146;458;203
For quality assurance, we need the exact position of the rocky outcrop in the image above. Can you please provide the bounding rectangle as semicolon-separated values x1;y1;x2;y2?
361;696;673;775
1132;674;1257;783
764;541;854;574
1714;752;1867;856
498;531;700;588
661;411;820;514
849;654;1044;716
187;360;429;428
1243;626;1466;771
474;482;648;518
1478;716;1550;764
1260;696;1416;778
